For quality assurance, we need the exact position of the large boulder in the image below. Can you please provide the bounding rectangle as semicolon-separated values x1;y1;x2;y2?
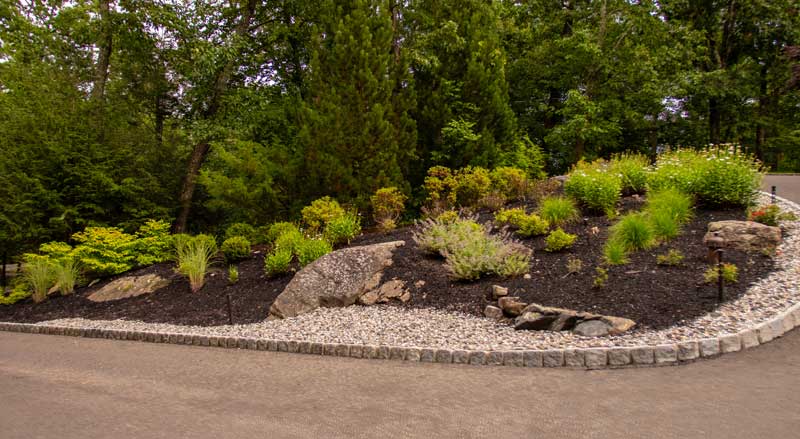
88;273;171;302
268;241;405;319
703;220;781;253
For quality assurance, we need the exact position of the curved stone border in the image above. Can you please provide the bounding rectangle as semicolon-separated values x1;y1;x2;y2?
1;192;799;369
0;302;797;368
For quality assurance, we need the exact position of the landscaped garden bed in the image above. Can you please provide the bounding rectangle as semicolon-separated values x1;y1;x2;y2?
2;148;800;365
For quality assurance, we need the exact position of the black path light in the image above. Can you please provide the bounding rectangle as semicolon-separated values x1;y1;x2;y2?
772;185;777;204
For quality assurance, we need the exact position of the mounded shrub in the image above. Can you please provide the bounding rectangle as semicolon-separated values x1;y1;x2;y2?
323;211;361;245
544;228;577;252
301;196;346;230
609;153;650;195
224;222;257;242
265;248;293;276
564;160;622;216
371;187;407;231
265;222;301;244
296;238;333;267
221;236;251;262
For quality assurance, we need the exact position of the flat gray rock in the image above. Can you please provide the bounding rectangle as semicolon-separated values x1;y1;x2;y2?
268;241;405;319
88;273;171;302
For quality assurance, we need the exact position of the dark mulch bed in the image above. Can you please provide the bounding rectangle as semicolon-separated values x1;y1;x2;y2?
0;196;779;330
0;250;294;326
353;200;776;330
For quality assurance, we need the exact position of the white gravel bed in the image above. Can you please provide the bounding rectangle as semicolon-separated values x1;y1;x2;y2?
36;193;800;351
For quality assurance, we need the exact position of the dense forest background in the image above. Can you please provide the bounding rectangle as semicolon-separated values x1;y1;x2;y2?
1;0;799;256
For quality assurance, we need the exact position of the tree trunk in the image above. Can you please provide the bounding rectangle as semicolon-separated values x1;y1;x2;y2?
155;94;165;147
389;0;401;64
1;251;6;289
754;63;768;162
709;97;721;145
173;0;257;233
91;0;113;104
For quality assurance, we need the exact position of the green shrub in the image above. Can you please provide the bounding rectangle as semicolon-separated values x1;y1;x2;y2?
610;213;655;251
645;188;694;225
477;191;507;212
610;153;650;194
0;284;32;305
490;166;528;201
538;196;579;227
38;241;73;261
52;258;80;296
424;166;459;211
603;240;629;265
494;208;527;226
648;146;764;207
71;227;136;276
228;265;239;284
176;235;218;293
436;210;459;223
413;217;531;280
498;135;547;180
301;196;346;230
22;257;54;303
564;160;622;216
221;236;251;262
265;222;300;244
131;219;174;266
296;238;333;266
371;187;407;231
224;222;257;241
265;248;293;276
657;249;684;266
544;228;577;252
704;263;739;283
273;228;305;254
455;166;493;207
323;211;362;245
516;214;550;237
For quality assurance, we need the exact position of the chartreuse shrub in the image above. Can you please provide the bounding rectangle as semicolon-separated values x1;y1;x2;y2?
544;228;577;252
564;160;622;217
609;153;650;195
22;257;54;303
494;208;527;226
71;227;136;276
424;166;460;212
0;283;32;305
647;146;764;207
371;187;407;231
413;216;531;280
130;220;174;266
265;222;300;244
224;222;257;242
274;228;304;254
296;238;333;266
490;167;528;201
302;196;346;231
538;196;579;227
265;248;293;275
323;211;361;245
221;236;251;262
455;166;493;207
494;208;549;237
175;234;218;293
704;263;738;283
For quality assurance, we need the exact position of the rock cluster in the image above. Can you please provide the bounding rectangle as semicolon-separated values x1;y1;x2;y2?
484;285;636;337
358;279;411;305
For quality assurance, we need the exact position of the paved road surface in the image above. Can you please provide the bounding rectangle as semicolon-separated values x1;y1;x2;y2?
1;175;799;438
1;330;799;439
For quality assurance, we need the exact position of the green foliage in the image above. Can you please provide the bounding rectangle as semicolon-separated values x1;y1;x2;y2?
323;212;362;246
424;166;459;211
564;161;622;216
609;213;656;252
176;235;218;293
265;222;301;244
265;248;294;276
544;228;577;252
644;189;694;225
22;257;54;303
494;208;528;226
603;240;630;265
490;167;529;201
649;209;680;241
455;166;493;207
130;220;174;266
413;217;531;280
52;258;80;296
747;204;794;226
494;208;549;237
657;249;685;266
609;153;650;195
538;196;579;227
70;227;136;277
647;147;764;207
371;187;407;231
224;223;257;242
592;267;609;289
301;196;346;231
228;265;239;284
0;284;32;306
497;137;547;180
273;229;305;254
704;263;739;284
221;236;251;262
296;238;333;267
38;242;73;262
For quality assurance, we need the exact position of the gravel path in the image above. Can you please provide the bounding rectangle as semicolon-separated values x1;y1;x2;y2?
39;193;800;351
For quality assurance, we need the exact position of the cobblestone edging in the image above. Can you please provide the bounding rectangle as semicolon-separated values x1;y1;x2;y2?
1;193;799;369
0;303;798;369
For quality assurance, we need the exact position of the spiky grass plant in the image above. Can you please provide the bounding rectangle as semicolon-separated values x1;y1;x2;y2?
53;258;80;295
176;235;218;293
23;258;54;303
538;196;579;227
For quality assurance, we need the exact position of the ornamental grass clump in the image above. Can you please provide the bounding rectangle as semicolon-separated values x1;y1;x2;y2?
538;196;579;227
413;216;531;280
609;213;655;252
644;188;694;224
647;145;764;207
22;257;54;303
52;258;80;296
564;160;622;217
603;239;629;265
176;234;218;293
